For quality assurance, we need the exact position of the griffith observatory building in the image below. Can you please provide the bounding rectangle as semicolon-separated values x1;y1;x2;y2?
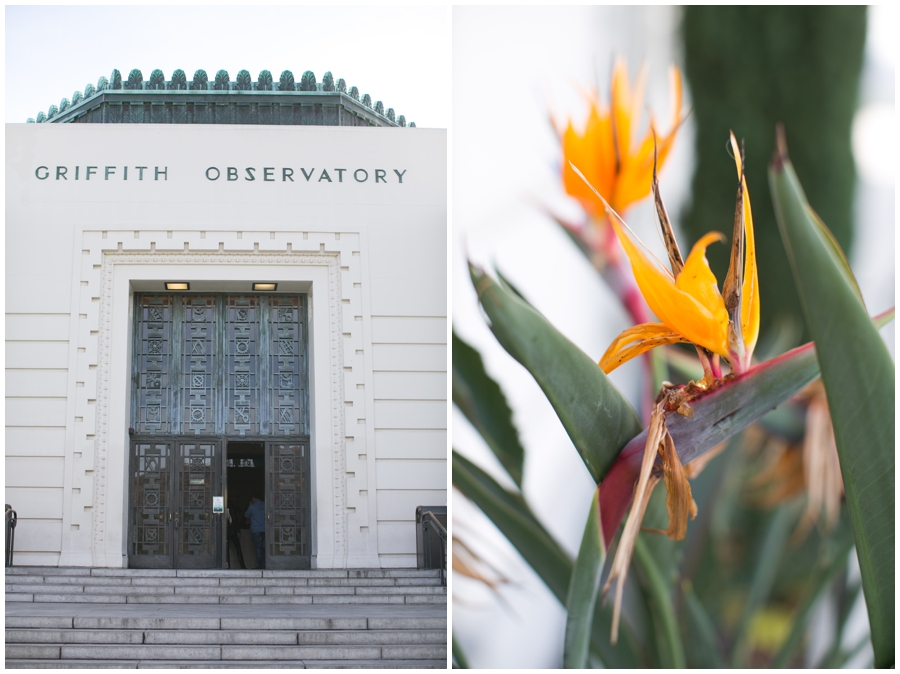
5;67;447;572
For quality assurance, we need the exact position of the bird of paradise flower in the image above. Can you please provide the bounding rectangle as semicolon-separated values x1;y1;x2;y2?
571;131;759;642
555;58;683;264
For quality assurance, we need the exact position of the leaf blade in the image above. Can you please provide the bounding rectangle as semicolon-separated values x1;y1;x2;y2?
564;487;604;669
729;505;795;667
772;528;855;668
770;148;895;668
452;632;470;669
633;536;687;669
470;261;643;484
453;329;526;486
452;450;570;599
452;450;640;668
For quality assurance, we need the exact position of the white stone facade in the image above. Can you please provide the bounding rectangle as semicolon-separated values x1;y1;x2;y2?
6;124;447;568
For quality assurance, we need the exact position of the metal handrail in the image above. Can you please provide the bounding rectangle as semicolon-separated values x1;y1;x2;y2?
421;510;447;586
6;504;17;568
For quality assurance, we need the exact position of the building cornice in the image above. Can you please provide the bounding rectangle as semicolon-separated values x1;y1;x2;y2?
29;68;413;128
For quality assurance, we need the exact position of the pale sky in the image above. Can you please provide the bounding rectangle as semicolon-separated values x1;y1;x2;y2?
5;5;450;128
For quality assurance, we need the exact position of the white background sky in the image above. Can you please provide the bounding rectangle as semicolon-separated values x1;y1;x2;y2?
4;5;450;128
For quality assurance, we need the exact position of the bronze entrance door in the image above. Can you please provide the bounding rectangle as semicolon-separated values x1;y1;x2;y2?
265;441;312;569
129;293;310;569
128;438;224;569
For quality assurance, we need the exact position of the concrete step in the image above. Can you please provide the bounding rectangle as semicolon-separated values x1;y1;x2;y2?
5;659;447;669
9;592;445;606
6;568;447;668
6;567;442;579
6;644;448;661
6;568;446;607
6;643;447;664
5;628;445;646
7;583;445;596
5;616;447;631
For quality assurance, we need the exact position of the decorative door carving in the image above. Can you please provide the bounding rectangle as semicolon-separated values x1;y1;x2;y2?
128;441;173;568
265;441;311;569
132;294;308;436
175;441;221;568
129;293;310;569
128;439;222;569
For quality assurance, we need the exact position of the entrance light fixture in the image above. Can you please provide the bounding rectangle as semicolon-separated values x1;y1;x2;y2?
165;282;190;291
253;283;278;291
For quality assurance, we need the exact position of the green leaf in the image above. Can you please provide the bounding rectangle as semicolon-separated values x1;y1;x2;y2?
495;268;537;310
452;450;570;600
821;634;872;669
682;582;727;668
452;632;470;669
453;450;640;668
564;487;604;669
633;536;686;669
729;505;795;667
772;527;855;668
770;145;895;668
453;330;526;486
804;205;865;303
819;580;864;668
470;261;643;484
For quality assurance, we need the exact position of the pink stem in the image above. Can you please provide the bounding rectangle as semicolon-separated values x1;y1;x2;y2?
711;354;722;379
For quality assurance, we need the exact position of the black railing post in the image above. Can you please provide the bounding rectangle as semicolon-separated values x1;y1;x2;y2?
6;504;17;567
422;510;447;586
416;505;447;585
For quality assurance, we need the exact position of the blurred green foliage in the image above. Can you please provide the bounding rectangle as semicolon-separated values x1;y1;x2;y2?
681;6;866;349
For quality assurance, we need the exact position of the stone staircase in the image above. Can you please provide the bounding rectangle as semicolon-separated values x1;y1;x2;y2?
5;567;447;668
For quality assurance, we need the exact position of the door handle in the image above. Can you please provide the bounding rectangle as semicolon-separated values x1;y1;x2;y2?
266;512;270;522
174;512;179;528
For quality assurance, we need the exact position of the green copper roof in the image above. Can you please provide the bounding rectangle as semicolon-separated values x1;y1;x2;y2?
27;68;414;128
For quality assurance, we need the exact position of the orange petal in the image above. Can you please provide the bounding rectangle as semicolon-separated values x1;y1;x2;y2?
610;66;681;213
562;104;616;216
612;125;677;213
611;58;633;169
675;231;729;337
628;63;649;152
609;215;730;357
600;322;689;374
668;66;683;137
729;133;760;357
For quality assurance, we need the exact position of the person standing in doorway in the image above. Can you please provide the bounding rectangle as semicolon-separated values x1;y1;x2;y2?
245;494;266;570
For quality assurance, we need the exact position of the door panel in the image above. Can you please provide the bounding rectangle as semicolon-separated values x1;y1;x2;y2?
128;441;174;568
175;441;222;568
265;441;311;569
129;439;224;569
133;293;309;437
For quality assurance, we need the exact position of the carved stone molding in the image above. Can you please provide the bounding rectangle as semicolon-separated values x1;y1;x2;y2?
87;246;348;566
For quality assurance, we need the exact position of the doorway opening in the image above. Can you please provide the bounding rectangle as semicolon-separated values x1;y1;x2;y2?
227;441;265;569
127;292;312;570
